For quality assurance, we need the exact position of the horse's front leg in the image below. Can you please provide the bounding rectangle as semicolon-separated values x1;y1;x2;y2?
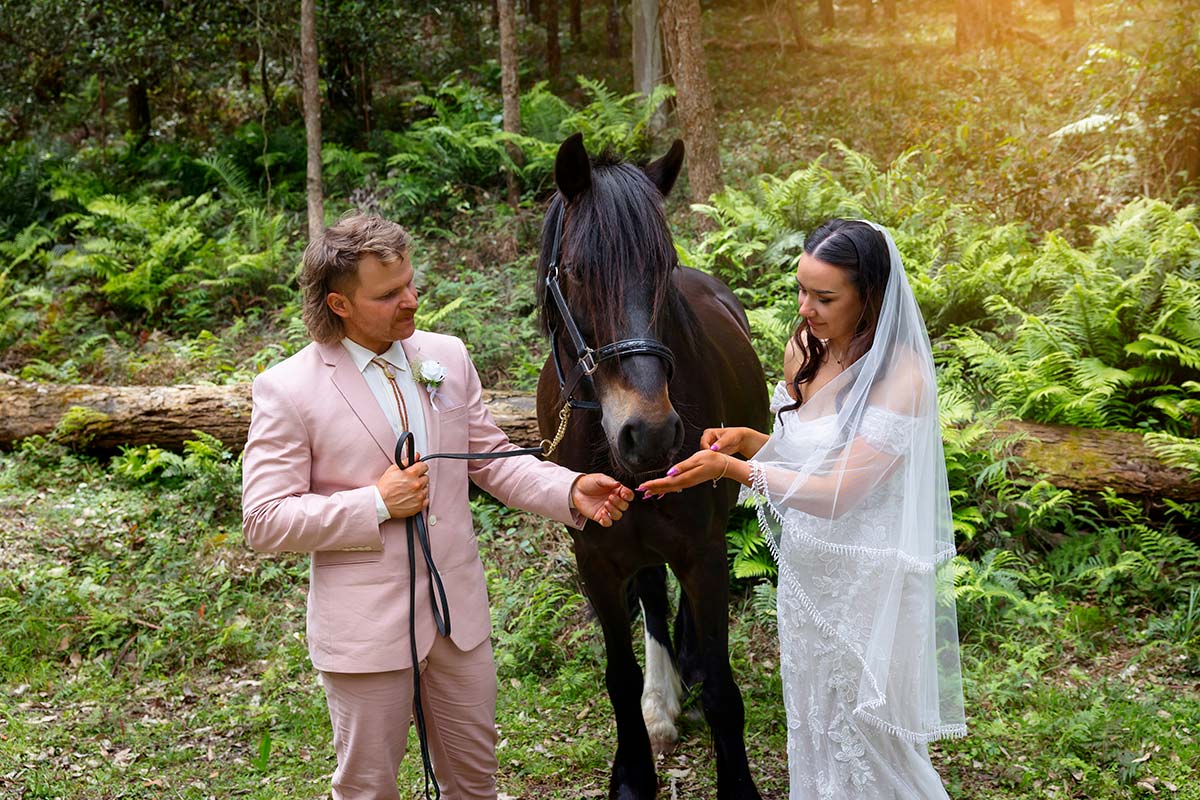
577;549;658;800
677;536;762;800
634;565;683;756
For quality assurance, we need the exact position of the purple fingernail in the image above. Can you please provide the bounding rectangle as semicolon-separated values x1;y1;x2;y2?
667;468;679;477
710;444;720;451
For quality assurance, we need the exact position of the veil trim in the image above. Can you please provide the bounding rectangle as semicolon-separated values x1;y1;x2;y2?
757;489;967;743
750;465;957;574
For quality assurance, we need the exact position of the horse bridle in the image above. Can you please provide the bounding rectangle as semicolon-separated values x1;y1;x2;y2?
543;200;676;413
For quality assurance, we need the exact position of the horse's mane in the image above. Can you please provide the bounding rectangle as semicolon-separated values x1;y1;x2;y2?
537;152;689;348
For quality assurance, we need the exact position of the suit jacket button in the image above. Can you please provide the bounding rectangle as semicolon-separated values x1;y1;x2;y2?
428;514;438;526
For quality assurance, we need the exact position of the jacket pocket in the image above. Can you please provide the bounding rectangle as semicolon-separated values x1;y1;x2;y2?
313;549;383;567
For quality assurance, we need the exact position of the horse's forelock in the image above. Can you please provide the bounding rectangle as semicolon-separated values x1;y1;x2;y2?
538;161;677;346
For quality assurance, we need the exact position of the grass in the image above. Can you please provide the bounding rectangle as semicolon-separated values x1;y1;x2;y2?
1;448;1197;798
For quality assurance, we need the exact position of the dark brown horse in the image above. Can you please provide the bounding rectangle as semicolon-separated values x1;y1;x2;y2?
535;134;768;800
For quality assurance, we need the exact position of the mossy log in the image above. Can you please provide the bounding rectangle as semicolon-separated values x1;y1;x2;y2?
1;373;1195;501
0;373;541;455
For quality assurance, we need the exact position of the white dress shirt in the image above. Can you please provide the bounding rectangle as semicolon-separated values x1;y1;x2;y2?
342;337;429;523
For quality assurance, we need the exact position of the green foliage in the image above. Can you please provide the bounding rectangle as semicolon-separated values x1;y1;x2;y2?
949;201;1200;433
726;508;776;582
111;432;242;520
0;435;281;684
368;75;676;220
685;145;1200;452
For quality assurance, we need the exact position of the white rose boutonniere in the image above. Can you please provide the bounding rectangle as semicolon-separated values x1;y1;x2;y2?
414;359;447;410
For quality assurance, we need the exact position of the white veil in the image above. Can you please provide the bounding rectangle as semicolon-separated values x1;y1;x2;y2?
746;222;966;742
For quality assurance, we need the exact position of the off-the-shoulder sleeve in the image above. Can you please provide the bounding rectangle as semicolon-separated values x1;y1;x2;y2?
860;406;918;456
769;381;795;415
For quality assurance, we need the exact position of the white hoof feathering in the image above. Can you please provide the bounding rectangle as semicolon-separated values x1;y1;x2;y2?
640;610;682;757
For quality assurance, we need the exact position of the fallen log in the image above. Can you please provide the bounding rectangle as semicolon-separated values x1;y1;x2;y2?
0;372;541;456
1;373;1196;501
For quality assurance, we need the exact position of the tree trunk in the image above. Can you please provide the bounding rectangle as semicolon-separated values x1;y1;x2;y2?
0;375;541;457
4;374;1196;502
633;0;667;137
360;60;372;142
1058;0;1074;27
956;0;1011;50
301;0;324;239
783;2;807;48
546;0;561;78
607;0;621;57
660;0;722;204
529;0;541;24
570;0;582;39
498;0;524;208
992;420;1200;502
818;0;835;29
882;0;897;22
862;0;874;25
126;79;151;143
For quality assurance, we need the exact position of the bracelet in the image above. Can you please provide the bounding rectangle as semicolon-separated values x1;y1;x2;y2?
712;454;730;487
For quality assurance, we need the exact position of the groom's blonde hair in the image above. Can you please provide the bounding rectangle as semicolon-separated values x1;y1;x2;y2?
299;214;412;343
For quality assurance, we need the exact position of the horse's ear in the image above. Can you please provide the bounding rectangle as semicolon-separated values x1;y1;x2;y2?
555;133;592;201
643;139;685;198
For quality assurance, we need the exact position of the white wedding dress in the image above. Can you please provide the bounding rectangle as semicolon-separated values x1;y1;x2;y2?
763;382;953;800
742;222;965;800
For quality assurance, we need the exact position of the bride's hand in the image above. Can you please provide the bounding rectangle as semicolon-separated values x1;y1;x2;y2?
701;427;745;454
701;426;767;458
635;450;726;498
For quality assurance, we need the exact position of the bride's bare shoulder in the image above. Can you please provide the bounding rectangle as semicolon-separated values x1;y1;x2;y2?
866;347;935;415
783;331;809;401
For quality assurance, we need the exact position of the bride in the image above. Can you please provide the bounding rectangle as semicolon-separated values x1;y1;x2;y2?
637;219;966;798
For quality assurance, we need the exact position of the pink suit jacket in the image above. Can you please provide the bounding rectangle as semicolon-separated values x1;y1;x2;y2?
241;331;584;673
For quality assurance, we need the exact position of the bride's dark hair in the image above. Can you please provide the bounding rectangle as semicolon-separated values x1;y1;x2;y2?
782;219;891;411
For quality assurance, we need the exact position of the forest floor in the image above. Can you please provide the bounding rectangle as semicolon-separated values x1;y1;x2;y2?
1;462;1196;799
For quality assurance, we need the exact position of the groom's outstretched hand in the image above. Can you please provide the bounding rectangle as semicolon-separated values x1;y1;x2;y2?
571;474;634;527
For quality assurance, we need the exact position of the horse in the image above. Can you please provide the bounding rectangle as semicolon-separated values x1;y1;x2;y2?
535;133;769;800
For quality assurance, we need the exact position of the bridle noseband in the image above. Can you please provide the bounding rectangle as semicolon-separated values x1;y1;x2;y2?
543;201;676;412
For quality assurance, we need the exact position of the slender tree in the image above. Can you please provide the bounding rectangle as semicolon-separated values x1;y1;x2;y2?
883;0;897;22
958;0;1017;49
301;0;324;239
570;0;582;39
1059;0;1074;28
818;0;835;29
607;0;621;57
633;0;666;136
783;2;807;49
660;0;721;203
498;0;524;207
547;0;561;77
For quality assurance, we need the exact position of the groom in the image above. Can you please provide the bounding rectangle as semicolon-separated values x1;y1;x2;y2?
241;214;632;800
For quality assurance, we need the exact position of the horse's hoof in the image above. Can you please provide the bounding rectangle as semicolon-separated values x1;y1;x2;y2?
646;718;679;757
641;690;681;756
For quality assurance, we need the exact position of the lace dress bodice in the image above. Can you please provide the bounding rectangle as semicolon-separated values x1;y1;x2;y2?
758;382;920;555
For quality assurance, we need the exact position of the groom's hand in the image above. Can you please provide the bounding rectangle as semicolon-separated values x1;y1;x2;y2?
376;459;430;519
571;474;634;528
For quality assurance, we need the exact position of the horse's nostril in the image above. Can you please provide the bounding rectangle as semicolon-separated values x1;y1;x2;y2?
618;422;640;458
618;415;683;469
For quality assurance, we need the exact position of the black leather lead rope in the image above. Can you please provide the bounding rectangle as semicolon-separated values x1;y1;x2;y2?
394;431;546;800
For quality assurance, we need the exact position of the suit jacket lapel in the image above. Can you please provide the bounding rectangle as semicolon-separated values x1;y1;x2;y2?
402;333;442;505
320;341;397;463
